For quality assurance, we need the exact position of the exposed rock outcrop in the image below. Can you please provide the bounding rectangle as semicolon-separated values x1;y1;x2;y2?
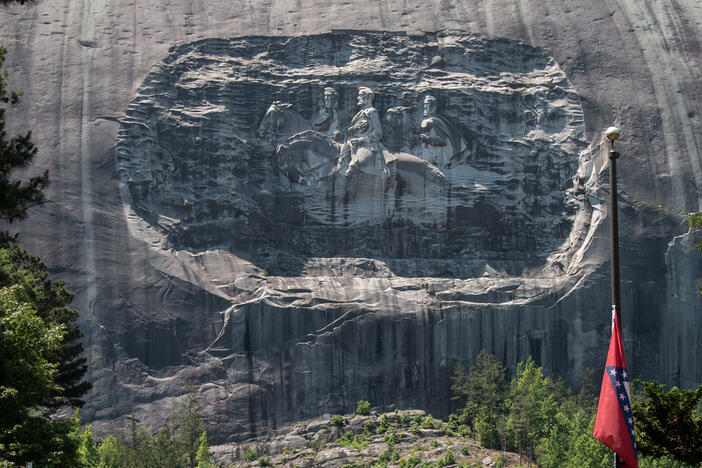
1;0;700;445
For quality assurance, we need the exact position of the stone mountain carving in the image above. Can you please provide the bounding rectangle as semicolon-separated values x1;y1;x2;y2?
117;32;587;275
260;86;446;191
107;31;600;442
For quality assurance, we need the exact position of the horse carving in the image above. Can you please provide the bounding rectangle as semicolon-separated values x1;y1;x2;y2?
257;102;340;185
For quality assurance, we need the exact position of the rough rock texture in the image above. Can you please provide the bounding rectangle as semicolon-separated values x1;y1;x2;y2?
117;33;585;272
1;0;701;444
209;410;523;467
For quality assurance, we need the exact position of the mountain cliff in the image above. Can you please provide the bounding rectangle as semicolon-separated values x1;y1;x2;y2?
0;0;700;442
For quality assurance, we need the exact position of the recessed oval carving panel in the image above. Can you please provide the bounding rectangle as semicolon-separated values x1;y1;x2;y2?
116;31;587;275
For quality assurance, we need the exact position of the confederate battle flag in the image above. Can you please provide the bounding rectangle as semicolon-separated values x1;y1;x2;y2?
593;306;638;467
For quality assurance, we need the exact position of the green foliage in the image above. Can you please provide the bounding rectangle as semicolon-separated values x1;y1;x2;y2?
633;380;702;466
76;424;101;467
0;46;47;226
337;432;369;451
506;357;559;461
639;455;697;467
332;414;346;427
474;406;502;449
420;415;437;430
536;410;610;468
378;447;399;464
257;456;270;466
398;411;411;426
447;353;623;467
0;244;90;466
171;394;206;468
244;447;258;462
0;286;84;467
436;449;455;467
376;414;390;434
398;452;421;468
356;400;371;415
0;408;82;467
0;241;90;407
383;429;400;448
451;350;508;430
196;431;213;468
83;396;211;468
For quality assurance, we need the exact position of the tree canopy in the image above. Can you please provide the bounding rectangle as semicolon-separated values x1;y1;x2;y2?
633;380;702;466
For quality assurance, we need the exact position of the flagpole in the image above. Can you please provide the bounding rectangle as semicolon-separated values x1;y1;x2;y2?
606;126;621;468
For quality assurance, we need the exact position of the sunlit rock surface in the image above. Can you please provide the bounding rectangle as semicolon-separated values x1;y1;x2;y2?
1;0;701;443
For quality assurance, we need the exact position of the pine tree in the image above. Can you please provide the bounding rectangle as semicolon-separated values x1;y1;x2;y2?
0;46;47;227
196;431;213;468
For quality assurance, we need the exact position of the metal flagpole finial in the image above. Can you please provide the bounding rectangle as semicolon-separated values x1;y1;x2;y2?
606;126;621;151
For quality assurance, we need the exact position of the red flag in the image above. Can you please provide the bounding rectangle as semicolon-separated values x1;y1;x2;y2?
593;307;638;467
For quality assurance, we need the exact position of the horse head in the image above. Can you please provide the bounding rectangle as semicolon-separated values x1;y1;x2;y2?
256;101;311;143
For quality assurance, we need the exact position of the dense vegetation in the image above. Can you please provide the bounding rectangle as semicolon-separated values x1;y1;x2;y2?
449;350;702;468
72;395;216;468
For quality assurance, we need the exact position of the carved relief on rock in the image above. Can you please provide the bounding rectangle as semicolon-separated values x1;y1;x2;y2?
258;88;469;187
116;32;587;264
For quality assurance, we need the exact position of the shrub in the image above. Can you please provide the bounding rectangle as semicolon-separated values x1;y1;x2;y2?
421;415;437;429
356;400;371;415
399;453;421;468
436;449;455;467
243;448;257;461
399;412;411;426
384;430;400;448
376;414;391;434
331;414;345;427
258;456;270;466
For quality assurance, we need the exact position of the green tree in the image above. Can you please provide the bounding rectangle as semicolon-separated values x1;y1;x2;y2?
0;286;84;467
196;431;214;468
172;394;206;468
506;357;558;465
76;424;101;468
537;409;610;468
451;350;508;427
0;46;47;226
0;242;90;406
355;400;371;415
97;434;130;468
633;380;702;466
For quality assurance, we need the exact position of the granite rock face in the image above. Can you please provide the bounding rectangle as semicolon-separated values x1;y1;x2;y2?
1;0;701;444
107;32;596;441
117;33;585;274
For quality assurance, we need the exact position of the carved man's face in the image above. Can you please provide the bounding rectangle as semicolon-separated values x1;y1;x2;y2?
424;97;437;116
323;91;337;110
358;91;372;108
